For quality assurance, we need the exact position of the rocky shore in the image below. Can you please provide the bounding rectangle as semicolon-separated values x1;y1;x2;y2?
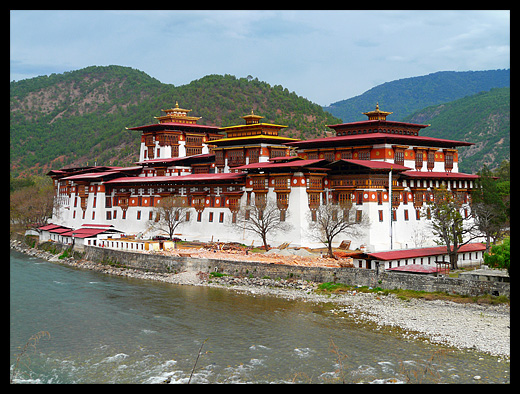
11;240;510;359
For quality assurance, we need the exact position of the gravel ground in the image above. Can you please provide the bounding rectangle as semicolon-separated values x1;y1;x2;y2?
11;241;510;358
205;275;510;359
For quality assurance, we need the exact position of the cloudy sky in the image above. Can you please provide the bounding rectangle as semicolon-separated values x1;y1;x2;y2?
10;10;509;106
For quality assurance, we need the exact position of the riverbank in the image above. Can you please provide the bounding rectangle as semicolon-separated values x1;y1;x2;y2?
10;239;510;359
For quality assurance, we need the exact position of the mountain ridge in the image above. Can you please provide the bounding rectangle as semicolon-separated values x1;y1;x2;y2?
404;87;510;173
10;65;340;177
323;69;510;122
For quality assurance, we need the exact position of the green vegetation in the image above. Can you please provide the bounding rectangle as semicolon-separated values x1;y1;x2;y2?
405;87;510;173
10;65;340;178
209;271;229;278
324;69;509;122
484;237;510;275
316;282;509;305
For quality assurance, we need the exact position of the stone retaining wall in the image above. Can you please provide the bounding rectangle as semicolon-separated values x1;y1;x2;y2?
83;246;510;298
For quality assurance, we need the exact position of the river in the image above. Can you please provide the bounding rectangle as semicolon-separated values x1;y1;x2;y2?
10;249;509;383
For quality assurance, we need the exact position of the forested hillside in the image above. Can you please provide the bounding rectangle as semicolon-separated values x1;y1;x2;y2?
403;87;510;173
10;65;340;177
323;69;510;122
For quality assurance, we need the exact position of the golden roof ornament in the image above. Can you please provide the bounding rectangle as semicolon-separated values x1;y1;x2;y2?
362;103;393;121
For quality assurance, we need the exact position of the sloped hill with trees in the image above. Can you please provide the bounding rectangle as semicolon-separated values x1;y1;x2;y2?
403;87;510;173
10;65;340;177
323;69;510;122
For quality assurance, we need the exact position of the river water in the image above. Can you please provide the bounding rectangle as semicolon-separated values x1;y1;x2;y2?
10;249;509;384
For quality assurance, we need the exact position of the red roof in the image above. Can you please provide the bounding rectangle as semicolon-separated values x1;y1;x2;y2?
330;159;411;171
268;156;303;162
135;153;214;166
367;243;486;261
61;170;122;181
285;132;473;149
234;159;329;171
49;227;73;234
71;228;110;238
57;225;121;238
127;122;220;131
401;171;479;180
104;172;245;185
59;167;142;181
38;224;62;231
326;119;429;129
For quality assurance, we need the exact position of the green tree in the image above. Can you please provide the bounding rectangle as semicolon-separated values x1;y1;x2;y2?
484;237;510;275
472;165;508;252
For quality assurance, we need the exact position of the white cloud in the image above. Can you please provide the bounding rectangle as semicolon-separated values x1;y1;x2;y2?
10;10;510;105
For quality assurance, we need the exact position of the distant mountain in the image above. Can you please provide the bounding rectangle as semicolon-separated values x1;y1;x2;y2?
323;69;510;122
403;87;510;173
10;66;340;177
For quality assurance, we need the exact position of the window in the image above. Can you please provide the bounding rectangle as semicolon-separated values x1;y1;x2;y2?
186;146;203;156
415;150;424;170
394;149;404;166
219;212;224;223
356;191;363;205
197;212;202;222
404;210;409;221
357;150;370;160
269;148;286;159
280;210;286;222
340;150;353;160
209;212;213;222
378;210;383;222
228;149;245;166
445;152;454;172
106;211;112;220
137;211;141;220
427;151;435;171
215;150;224;165
248;148;260;163
324;151;335;161
356;210;362;223
186;211;190;221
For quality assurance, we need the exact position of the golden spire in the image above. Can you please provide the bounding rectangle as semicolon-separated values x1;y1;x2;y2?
362;103;393;121
155;101;200;124
241;109;264;125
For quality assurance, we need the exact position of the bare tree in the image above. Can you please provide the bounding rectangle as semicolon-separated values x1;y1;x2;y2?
235;196;292;251
148;195;189;240
308;201;368;259
424;185;481;269
471;202;507;253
